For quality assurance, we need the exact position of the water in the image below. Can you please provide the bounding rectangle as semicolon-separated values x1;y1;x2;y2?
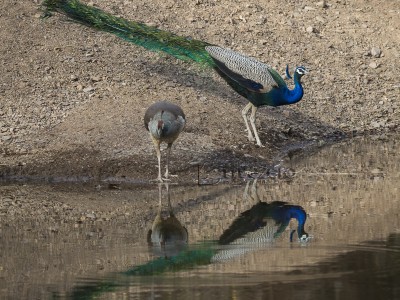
0;135;399;299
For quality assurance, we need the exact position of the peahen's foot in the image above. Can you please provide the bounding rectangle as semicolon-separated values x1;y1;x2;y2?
150;177;165;183
246;132;255;142
255;141;265;147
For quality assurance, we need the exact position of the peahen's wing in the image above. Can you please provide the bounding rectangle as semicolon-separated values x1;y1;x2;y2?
205;46;287;93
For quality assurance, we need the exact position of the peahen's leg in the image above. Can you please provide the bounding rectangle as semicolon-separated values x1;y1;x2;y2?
249;105;263;147
165;183;175;217
151;137;163;182
241;103;255;142
164;143;173;180
152;183;163;230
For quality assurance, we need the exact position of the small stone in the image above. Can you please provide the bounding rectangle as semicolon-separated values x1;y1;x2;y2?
306;26;315;33
70;75;78;81
91;76;101;82
1;135;12;141
76;84;84;91
369;61;379;69
371;47;381;58
86;213;96;219
83;86;95;93
371;168;382;174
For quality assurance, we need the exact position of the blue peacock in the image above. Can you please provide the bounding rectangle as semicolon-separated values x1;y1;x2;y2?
42;0;308;147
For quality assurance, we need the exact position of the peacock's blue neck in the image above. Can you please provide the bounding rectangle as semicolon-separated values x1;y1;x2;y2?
282;72;304;105
287;206;307;238
249;73;304;107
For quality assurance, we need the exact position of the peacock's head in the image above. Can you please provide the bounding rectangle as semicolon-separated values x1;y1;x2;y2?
290;229;311;243
285;65;309;79
295;66;308;77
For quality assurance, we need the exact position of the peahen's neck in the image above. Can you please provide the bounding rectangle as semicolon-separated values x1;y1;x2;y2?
283;73;304;105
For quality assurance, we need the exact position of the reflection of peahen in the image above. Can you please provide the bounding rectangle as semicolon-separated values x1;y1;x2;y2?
43;0;308;147
147;183;188;257
144;101;186;182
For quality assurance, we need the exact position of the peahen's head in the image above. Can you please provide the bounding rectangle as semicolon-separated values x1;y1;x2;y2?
285;65;308;80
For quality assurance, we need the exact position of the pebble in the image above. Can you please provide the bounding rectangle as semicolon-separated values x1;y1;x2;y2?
371;47;381;58
83;86;95;93
1;135;12;141
86;212;96;220
91;76;101;82
369;61;379;69
306;26;315;33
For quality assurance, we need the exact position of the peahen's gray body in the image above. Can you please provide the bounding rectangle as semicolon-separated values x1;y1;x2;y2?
144;101;186;182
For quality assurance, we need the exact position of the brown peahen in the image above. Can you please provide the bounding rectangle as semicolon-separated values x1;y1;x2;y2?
144;101;185;182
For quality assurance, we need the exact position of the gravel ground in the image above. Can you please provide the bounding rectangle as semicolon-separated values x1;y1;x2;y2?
0;0;399;182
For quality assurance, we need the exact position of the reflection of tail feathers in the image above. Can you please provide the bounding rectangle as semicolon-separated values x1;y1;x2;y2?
125;247;215;276
211;243;273;263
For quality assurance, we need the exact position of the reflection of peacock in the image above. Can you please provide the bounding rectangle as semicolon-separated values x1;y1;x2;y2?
213;201;308;261
43;0;308;147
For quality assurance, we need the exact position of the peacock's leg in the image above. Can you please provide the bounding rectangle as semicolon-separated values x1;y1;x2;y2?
249;104;263;147
241;103;255;142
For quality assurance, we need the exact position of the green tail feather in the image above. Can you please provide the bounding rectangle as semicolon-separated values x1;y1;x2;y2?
125;247;216;276
42;0;214;66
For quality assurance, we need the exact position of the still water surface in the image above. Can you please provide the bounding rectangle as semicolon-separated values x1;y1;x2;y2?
0;136;399;299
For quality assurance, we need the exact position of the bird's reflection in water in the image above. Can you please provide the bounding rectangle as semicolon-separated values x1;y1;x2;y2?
213;180;309;261
147;183;188;257
65;181;311;298
129;180;310;275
